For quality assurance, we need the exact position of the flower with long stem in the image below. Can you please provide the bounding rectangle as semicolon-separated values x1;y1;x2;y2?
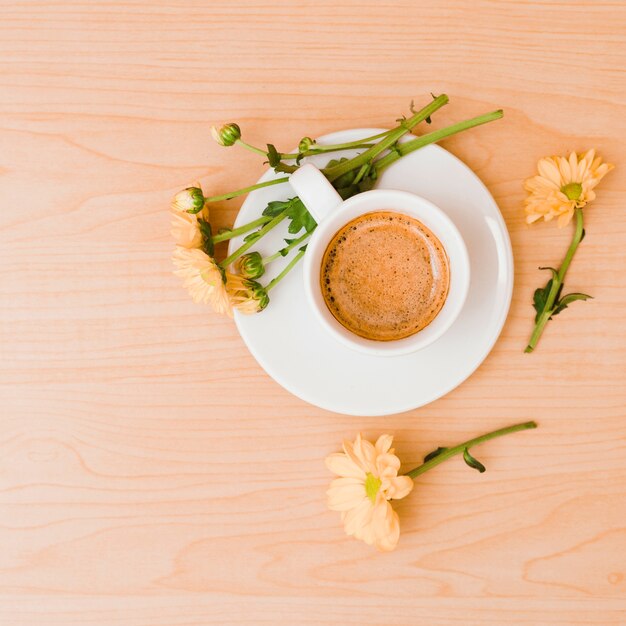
523;150;614;353
326;421;537;551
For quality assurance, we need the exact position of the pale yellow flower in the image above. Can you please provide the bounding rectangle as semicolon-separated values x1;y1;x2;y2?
172;247;231;316
325;433;414;552
226;273;269;314
524;150;614;227
170;211;203;248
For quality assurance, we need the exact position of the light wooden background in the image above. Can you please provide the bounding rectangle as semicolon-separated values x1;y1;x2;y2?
1;1;625;625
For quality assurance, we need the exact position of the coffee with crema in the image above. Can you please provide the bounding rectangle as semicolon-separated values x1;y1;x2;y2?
320;211;450;341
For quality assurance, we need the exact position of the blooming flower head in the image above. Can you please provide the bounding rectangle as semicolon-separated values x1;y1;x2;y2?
172;247;231;316
211;123;241;147
171;185;206;214
226;273;269;314
524;150;614;227
171;210;203;248
325;433;414;551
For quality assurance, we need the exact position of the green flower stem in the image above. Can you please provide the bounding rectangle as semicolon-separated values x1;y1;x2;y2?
322;94;450;182
352;163;370;185
405;421;538;479
374;109;504;174
279;130;399;159
280;143;375;160
265;248;306;291
237;131;393;161
211;216;272;243
235;139;268;156
262;231;311;264
204;177;289;203
220;211;287;268
236;136;391;161
525;208;584;353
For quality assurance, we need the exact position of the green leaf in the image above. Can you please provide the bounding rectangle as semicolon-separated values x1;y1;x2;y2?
261;197;317;235
197;217;214;257
552;292;593;316
266;144;281;168
337;185;359;200
263;199;290;217
532;268;563;323
358;176;377;192
243;231;261;243
324;157;357;190
299;244;308;252
463;448;486;473
423;447;448;463
532;281;552;323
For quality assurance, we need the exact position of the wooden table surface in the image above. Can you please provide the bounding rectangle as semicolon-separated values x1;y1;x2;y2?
1;1;625;625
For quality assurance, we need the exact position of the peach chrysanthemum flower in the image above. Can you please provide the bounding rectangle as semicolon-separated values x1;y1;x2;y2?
172;247;231;316
170;211;203;248
524;150;613;228
325;433;414;552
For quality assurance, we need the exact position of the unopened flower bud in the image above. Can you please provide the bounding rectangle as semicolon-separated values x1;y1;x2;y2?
171;186;205;214
211;123;241;147
298;136;314;152
236;251;265;279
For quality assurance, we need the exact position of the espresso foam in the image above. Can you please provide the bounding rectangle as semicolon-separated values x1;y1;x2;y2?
321;211;450;341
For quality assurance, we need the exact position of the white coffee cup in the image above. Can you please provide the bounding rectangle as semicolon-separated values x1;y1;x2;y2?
289;164;470;357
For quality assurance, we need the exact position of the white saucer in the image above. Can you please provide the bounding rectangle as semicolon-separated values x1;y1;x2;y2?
229;128;513;416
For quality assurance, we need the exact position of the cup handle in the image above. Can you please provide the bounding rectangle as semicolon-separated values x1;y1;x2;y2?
289;164;343;223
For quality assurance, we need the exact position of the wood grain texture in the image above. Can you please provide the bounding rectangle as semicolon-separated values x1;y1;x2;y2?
1;1;625;624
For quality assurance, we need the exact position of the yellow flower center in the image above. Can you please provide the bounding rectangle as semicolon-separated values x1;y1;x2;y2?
560;182;583;201
364;472;382;504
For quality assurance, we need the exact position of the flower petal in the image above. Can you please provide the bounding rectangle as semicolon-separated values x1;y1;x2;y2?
371;501;401;552
352;434;376;471
385;475;414;500
342;497;374;537
558;155;572;184
557;209;574;228
375;434;394;456
376;452;401;478
325;452;366;479
327;477;367;511
538;158;563;187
